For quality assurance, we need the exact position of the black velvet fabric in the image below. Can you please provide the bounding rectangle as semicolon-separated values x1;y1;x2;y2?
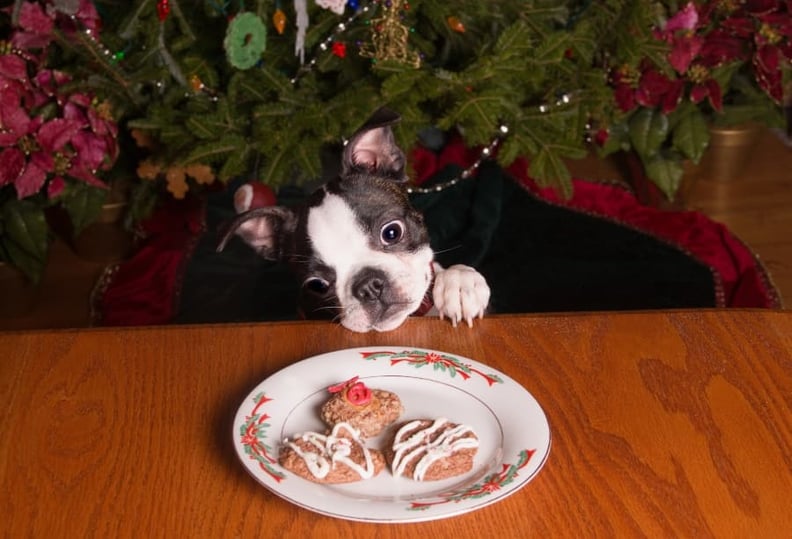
412;162;714;313
175;163;714;324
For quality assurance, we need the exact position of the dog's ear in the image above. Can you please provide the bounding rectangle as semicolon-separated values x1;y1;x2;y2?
342;107;406;182
216;206;297;260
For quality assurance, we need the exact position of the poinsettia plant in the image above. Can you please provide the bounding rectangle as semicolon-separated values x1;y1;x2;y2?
600;0;791;199
1;0;119;283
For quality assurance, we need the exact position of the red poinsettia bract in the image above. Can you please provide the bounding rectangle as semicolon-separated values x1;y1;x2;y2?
1;1;117;199
612;0;791;115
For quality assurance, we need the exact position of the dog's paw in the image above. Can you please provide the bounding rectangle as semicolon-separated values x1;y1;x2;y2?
432;264;490;328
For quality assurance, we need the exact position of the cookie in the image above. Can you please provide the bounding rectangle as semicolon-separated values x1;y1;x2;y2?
320;377;403;438
385;418;478;481
279;422;385;484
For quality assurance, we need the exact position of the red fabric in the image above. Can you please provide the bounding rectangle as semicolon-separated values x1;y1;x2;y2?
93;196;205;326
410;136;781;309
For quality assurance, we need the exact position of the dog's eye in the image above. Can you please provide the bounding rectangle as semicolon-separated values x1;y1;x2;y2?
380;220;404;246
304;278;330;295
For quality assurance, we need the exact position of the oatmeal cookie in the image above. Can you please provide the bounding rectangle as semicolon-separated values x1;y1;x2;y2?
279;422;385;484
384;418;478;481
320;377;403;438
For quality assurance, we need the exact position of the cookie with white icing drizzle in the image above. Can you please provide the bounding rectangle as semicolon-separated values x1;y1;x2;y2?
385;418;479;481
279;422;386;483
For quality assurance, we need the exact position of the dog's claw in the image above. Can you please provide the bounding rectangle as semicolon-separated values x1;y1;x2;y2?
432;264;490;328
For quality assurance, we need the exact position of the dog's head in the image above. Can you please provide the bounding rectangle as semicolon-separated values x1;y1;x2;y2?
217;108;434;332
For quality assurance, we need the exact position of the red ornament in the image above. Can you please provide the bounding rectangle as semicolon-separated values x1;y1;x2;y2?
233;182;276;212
331;41;347;58
594;128;610;147
157;0;170;21
447;16;465;33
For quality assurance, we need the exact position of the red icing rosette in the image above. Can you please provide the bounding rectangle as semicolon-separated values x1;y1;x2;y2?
327;376;372;406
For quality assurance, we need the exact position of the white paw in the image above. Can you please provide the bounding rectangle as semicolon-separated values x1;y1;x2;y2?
432;264;490;328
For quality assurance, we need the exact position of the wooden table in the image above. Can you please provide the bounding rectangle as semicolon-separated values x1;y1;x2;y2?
2;310;791;537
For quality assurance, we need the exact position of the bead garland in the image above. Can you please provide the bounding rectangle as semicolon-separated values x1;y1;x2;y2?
405;124;509;194
405;91;578;194
290;3;372;84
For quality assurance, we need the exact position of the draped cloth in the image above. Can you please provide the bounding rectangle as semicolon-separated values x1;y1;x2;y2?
92;138;781;326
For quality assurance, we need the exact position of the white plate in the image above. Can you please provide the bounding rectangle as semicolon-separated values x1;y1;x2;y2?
233;347;551;523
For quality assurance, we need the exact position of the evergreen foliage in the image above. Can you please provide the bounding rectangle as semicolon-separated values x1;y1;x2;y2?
59;0;673;199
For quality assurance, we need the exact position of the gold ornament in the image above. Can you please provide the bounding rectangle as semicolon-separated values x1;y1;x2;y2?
359;0;421;68
273;8;287;35
189;74;204;92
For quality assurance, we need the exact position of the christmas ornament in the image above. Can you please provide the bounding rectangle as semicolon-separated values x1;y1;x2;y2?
236;182;277;209
165;166;189;199
447;16;465;33
359;0;421;67
331;41;347;58
189;74;204;92
316;0;347;14
184;163;215;185
224;12;267;70
273;8;287;35
290;4;370;83
156;0;170;22
294;0;309;63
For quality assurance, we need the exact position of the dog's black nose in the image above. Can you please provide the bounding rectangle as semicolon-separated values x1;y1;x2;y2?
352;268;387;303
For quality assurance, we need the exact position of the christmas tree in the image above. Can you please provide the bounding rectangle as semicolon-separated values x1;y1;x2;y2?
4;0;787;283
37;0;669;201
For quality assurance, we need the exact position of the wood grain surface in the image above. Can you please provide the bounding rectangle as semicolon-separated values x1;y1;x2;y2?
2;310;791;538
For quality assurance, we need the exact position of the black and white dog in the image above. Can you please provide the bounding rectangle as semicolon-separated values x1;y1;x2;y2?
217;108;490;332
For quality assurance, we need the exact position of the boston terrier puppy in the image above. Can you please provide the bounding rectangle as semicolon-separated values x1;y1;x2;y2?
217;107;490;332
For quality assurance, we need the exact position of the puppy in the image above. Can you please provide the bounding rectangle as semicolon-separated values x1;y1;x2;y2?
217;108;490;332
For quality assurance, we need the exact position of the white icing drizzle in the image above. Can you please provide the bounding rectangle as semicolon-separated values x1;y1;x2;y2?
285;422;375;480
391;418;479;481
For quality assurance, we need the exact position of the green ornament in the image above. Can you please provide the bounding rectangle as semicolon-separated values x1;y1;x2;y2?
224;12;267;70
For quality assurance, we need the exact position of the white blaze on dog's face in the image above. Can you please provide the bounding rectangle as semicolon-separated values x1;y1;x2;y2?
304;183;434;332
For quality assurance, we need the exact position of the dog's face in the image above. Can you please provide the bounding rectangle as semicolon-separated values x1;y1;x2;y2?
218;108;435;332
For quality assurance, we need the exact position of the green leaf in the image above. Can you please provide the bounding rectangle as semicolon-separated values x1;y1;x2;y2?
643;155;684;200
0;199;49;283
672;109;710;163
628;108;669;157
61;183;108;235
